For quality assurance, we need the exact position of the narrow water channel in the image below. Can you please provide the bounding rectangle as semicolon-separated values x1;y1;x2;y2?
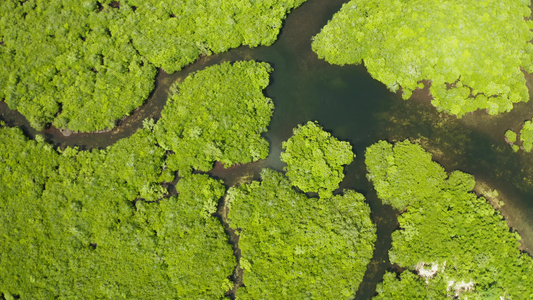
1;0;533;298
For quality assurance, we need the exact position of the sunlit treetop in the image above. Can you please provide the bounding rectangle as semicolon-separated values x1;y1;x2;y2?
366;140;533;299
365;140;447;210
505;119;533;153
0;0;306;132
227;169;376;299
154;61;274;174
123;0;308;73
312;0;533;117
280;121;354;198
0;126;235;299
0;0;157;132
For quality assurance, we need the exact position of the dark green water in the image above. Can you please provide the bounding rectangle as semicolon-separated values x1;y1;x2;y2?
2;0;533;298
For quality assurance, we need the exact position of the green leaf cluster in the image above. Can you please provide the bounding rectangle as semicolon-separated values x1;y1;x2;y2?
504;129;520;152
504;130;517;144
123;0;307;73
0;0;305;131
366;140;533;299
506;120;533;152
227;169;376;299
520;121;533;152
155;61;274;174
0;126;235;299
374;272;436;300
0;0;156;131
146;174;236;298
1;59;278;297
281;121;354;198
365;140;447;210
312;0;533;117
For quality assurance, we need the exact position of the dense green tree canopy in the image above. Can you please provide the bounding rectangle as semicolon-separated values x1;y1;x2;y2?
280;121;354;198
504;129;520;152
312;0;533;117
1;58;280;296
227;169;376;299
0;126;235;299
365;140;447;210
374;271;437;300
506;120;533;153
366;140;533;299
0;0;157;131
0;0;305;132
155;61;274;174
123;0;307;73
0;128;63;300
148;174;236;298
520;121;533;152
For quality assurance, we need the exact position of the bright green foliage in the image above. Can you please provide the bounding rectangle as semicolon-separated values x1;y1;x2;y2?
0;0;156;131
0;127;62;299
505;120;533;152
0;0;305;131
155;61;274;174
280;121;354;198
99;128;168;199
147;174;236;298
312;0;533;117
0;127;171;298
122;0;307;73
46;128;168;206
505;130;517;144
505;129;520;152
365;140;447;210
366;140;533;299
0;127;60;198
520;120;533;152
227;169;376;299
374;271;441;300
0;127;235;298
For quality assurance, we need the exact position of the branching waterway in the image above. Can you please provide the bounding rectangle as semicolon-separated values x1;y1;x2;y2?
2;0;533;298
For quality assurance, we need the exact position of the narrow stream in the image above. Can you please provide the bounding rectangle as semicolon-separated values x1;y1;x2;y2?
2;0;533;298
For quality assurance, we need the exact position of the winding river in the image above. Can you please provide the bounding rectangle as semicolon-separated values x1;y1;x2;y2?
2;0;533;298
